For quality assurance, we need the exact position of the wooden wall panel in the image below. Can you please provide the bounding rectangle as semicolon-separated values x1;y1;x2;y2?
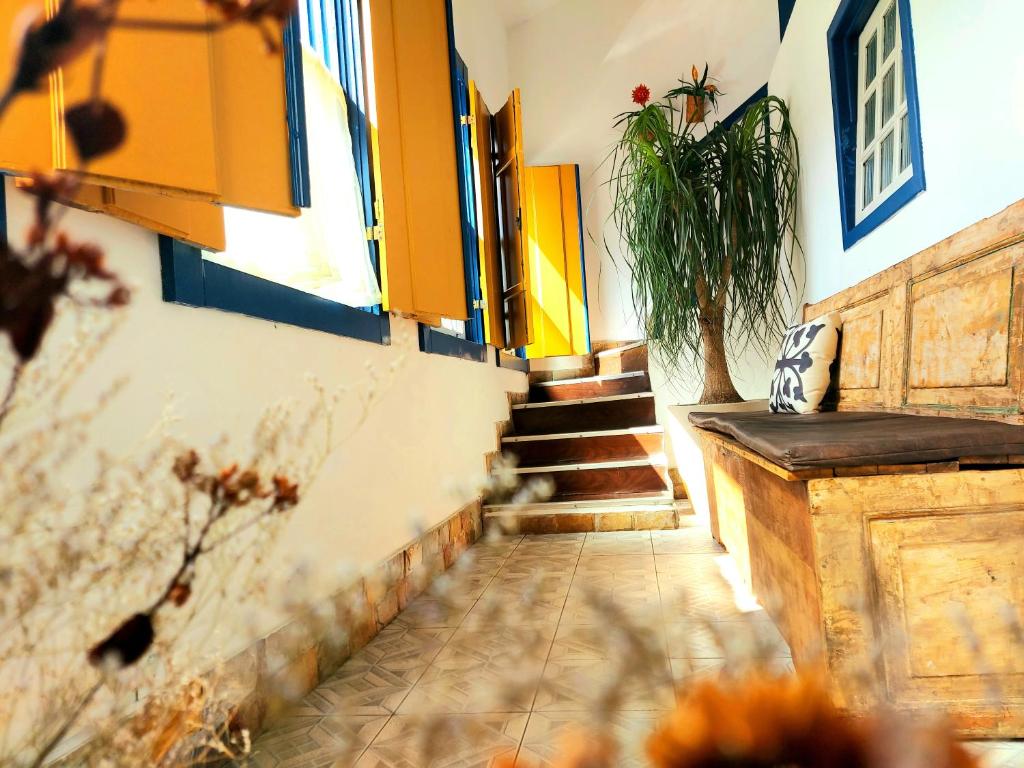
805;199;1024;422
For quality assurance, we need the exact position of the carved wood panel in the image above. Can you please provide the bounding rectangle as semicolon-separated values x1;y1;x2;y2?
868;508;1024;706
805;199;1024;422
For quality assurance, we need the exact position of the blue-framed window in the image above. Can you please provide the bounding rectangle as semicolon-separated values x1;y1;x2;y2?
160;6;390;344
828;0;925;249
302;0;382;311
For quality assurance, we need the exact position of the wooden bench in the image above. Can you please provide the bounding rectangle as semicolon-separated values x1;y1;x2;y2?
694;199;1024;737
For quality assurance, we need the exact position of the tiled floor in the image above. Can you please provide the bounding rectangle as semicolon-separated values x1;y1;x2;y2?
244;527;1023;768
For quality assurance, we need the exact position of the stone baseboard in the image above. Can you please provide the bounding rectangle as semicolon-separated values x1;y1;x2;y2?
223;498;484;738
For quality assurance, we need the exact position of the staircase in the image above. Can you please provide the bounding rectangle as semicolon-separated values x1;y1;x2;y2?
485;342;691;534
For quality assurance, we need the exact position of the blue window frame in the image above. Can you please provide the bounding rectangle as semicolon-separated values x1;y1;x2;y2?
160;236;390;344
160;7;390;344
828;0;925;250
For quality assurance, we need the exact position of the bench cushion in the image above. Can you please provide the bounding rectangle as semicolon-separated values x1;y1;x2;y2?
688;410;1024;470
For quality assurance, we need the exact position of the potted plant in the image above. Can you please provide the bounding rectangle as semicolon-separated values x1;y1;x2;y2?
610;67;800;405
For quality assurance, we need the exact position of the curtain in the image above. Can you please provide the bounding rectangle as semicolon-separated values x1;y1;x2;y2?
205;47;382;308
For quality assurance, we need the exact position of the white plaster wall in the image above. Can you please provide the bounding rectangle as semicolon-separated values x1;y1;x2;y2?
770;0;1024;305
505;0;782;408
452;0;512;111
506;0;780;344
4;176;527;661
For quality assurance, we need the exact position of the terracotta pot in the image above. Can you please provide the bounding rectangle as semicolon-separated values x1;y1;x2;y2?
686;94;706;123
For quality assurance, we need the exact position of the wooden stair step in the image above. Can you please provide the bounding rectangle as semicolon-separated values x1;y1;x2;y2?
511;392;656;435
513;457;669;502
529;370;650;402
594;341;648;376
503;426;663;466
484;497;692;534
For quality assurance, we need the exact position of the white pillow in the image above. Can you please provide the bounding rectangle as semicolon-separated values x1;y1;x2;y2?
769;312;841;414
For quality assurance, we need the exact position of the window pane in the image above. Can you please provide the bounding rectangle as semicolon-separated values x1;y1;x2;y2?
880;130;894;189
882;65;896;123
899;59;906;104
865;32;878;85
862;152;875;208
899;113;911;171
864;92;877;148
883;1;897;59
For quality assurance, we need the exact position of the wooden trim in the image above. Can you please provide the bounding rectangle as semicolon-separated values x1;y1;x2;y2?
696;428;963;481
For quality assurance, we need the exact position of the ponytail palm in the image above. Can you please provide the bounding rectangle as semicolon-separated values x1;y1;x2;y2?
609;74;800;404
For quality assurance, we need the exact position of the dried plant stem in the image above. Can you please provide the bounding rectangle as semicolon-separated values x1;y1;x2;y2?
0;362;24;431
28;680;102;768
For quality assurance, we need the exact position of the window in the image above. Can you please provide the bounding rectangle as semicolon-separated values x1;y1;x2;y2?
160;7;390;345
828;0;925;249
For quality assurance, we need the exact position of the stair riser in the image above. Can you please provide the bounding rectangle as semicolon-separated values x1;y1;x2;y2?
531;464;669;501
506;432;663;467
596;345;648;376
512;398;656;435
529;373;651;402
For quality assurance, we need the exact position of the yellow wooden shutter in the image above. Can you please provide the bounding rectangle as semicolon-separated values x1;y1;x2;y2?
70;185;226;251
493;89;531;348
0;0;58;175
524;164;589;359
468;80;505;348
368;0;467;320
58;0;221;198
0;1;297;217
208;21;297;216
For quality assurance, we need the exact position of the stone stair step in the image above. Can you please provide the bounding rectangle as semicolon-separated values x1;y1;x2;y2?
511;392;656;434
502;426;664;467
528;370;650;402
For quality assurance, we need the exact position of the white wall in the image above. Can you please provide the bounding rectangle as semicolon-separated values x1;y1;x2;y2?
3;176;526;663
771;0;1024;304
507;0;780;345
452;0;511;111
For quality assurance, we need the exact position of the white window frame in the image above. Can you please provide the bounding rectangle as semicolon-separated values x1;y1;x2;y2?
854;0;913;224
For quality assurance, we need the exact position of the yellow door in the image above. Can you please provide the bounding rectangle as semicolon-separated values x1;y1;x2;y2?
493;89;531;348
523;164;590;359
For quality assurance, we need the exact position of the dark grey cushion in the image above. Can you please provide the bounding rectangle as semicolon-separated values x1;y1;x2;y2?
688;410;1024;470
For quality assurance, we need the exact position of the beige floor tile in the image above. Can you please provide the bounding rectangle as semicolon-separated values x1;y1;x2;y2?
523;533;588;542
582;531;653;556
963;740;1024;768
397;625;554;714
664;619;791;660
293;664;424;717
651;528;725;555
534;657;675;712
575;554;656;575
394;595;474;629
549;622;667;662
498;553;579;577
345;626;455;671
518;711;665;768
355;713;528;767
244;714;389;767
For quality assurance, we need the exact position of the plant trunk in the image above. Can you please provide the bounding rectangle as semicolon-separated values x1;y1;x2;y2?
698;304;742;405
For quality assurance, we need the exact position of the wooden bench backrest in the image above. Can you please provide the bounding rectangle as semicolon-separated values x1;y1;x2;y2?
804;200;1024;424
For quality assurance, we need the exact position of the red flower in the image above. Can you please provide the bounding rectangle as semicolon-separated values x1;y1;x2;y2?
631;83;651;107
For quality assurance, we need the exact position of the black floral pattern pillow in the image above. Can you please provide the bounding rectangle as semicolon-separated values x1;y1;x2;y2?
769;312;841;414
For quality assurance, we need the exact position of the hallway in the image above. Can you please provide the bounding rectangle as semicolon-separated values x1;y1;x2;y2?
244;526;782;766
244;527;1023;767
